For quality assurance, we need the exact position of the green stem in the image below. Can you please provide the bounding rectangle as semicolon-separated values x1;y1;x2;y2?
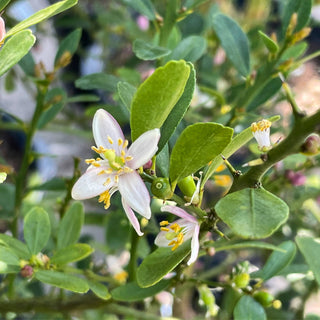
128;229;139;282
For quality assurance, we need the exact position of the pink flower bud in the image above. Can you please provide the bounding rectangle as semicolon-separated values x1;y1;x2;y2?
136;15;149;31
143;159;153;169
0;17;6;43
300;134;320;156
285;170;306;186
20;265;33;278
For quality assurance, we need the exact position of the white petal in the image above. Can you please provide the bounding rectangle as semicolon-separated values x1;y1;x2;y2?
154;230;170;247
127;129;160;169
71;167;114;200
122;198;143;236
0;17;5;42
187;223;200;265
92;109;125;154
118;171;151;219
161;205;197;223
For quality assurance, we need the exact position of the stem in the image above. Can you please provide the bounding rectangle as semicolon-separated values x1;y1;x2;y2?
159;0;178;47
128;229;138;282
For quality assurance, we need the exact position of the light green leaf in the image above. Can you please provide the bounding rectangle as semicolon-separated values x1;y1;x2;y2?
75;73;119;92
258;30;279;53
296;236;320;286
57;202;84;250
5;0;78;38
0;261;20;274
51;244;94;265
133;39;171;60
122;0;156;20
130;60;190;140
158;62;196;152
88;280;111;300
279;41;307;63
212;13;250;76
169;122;233;184
0;233;30;259
0;0;11;12
54;28;82;67
0;30;36;77
112;280;170;301
0;247;20;266
234;295;267;320
252;241;296;280
117;81;136;110
34;270;89;293
137;240;190;287
215;188;289;239
24;207;51;255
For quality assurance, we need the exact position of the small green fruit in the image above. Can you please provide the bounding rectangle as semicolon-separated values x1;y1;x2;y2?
253;291;274;307
151;178;172;199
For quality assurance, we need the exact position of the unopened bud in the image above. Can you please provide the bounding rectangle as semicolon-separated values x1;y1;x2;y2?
300;134;320;156
56;51;72;69
253;291;274;307
291;27;311;45
273;299;282;309
143;159;153;170
286;13;298;37
20;265;33;278
234;273;250;288
0;17;6;45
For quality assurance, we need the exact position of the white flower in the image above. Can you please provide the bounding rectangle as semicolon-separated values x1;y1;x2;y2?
0;17;5;44
72;109;160;236
251;119;272;152
155;205;200;265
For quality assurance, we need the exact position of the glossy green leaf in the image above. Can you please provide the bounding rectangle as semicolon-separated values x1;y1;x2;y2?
201;115;280;187
133;39;171;60
57;202;84;250
112;280;170;301
34;270;89;293
51;244;94;265
234;295;267;320
5;0;78;38
170;123;233;183
252;241;296;280
0;233;30;260
0;247;20;266
212;13;250;76
215;188;289;239
296;236;320;286
258;30;279;53
0;30;36;77
158;62;196;152
130;60;190;140
88;280;111;300
24;207;51;255
123;0;156;20
54;28;82;67
117;81;136;110
75;73;119;92
137;240;190;287
37;88;67;129
0;0;11;11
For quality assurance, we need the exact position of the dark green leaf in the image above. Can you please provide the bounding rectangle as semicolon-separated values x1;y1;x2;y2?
112;280;170;301
212;13;250;76
24;207;51;254
170;122;233;183
0;0;11;11
156;143;170;178
0;183;15;218
0;233;30;259
117;81;136;110
88;280;111;300
75;73;119;92
67;94;100;103
18;51;36;76
234;295;267;320
133;39;171;60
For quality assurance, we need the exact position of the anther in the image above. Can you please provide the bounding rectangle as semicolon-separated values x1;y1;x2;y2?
160;221;169;226
107;136;114;144
161;227;170;232
118;138;123;146
114;175;119;183
123;140;129;149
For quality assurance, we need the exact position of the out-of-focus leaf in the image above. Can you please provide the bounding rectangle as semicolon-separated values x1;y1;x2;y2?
117;81;136;110
133;39;171;60
0;234;30;259
0;0;11;11
234;295;267;320
51;243;93;265
75;73;119;92
258;30;279;53
122;0;156;20
88;280;111;300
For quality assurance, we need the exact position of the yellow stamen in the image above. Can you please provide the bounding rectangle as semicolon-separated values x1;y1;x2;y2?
114;175;119;183
160;221;169;226
125;156;133;161
91;146;100;153
103;178;112;186
161;227;170;232
98;190;111;209
85;159;95;164
118;138;123;146
114;270;128;283
170;223;181;233
251;119;271;132
92;162;101;167
107;136;114;144
121;150;126;156
123;140;129;149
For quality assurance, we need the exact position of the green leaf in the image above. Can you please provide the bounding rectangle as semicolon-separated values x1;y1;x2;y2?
201;115;280;187
0;247;20;266
258;30;279;53
5;0;78;38
75;73;119;92
117;81;137;110
137;240;190;287
234;295;267;320
0;183;15;218
133;39;171;60
54;28;82;67
29;177;67;192
0;30;36;77
18;51;36;76
212;13;250;76
0;233;30;259
34;270;89;293
57;202;84;250
0;262;20;274
112;280;170;301
252;241;296;280
130;60;190;140
0;0;11;11
51;243;94;265
67;94;100;103
296;236;320;286
279;41;307;63
37;88;67;129
169;122;233;183
156;143;170;178
167;35;207;62
24;207;51;255
88;280;111;300
215;188;289;239
305;314;320;320
122;0;156;20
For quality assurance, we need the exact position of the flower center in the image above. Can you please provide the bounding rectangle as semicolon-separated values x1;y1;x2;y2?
251;119;271;133
160;221;184;251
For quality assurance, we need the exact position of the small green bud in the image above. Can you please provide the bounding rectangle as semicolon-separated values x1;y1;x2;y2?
178;176;196;198
300;134;320;156
151;177;172;199
234;273;250;288
253;291;274;307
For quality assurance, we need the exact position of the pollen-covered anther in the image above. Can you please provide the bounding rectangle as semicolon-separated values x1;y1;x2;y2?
125;156;133;161
107;136;114;144
251;119;271;132
85;158;101;167
99;190;111;209
160;221;169;226
103;178;112;186
124;167;133;173
123;140;129;149
170;223;182;233
118;138;123;146
114;175;119;183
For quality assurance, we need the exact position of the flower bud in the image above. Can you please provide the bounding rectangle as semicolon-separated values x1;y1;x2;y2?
300;134;320;156
151;177;172;199
178;176;196;198
0;17;6;45
253;291;274;307
20;265;33;278
234;273;250;288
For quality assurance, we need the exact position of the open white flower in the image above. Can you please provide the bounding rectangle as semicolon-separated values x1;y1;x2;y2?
155;205;200;265
72;109;160;236
0;17;5;44
251;119;272;152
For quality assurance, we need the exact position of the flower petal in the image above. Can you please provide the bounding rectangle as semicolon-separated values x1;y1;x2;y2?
71;167;114;200
187;223;200;265
0;17;5;42
161;205;197;223
127;129;160;169
122;198;143;236
92;109;125;154
118;171;151;219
